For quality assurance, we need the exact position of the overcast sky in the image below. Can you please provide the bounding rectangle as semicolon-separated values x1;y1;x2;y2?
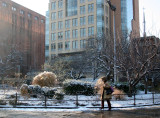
12;0;160;38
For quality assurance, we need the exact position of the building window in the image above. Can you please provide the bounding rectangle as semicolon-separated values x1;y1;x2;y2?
72;18;78;27
58;21;63;29
80;28;86;38
51;2;56;10
65;19;70;28
51;33;56;41
80;17;86;26
35;16;38;20
88;27;94;36
58;10;63;19
65;30;70;39
12;7;16;11
51;12;56;20
51;22;56;31
41;19;44;23
58;32;63;40
58;42;63;50
80;0;85;3
66;0;78;16
72;40;78;49
28;13;31;18
106;16;108;26
20;10;25;15
2;2;7;7
88;38;94;47
80;40;86;49
65;41;70;50
88;4;94;13
80;5;85;14
58;0;63;8
72;29;78;38
88;15;94;24
51;43;56;51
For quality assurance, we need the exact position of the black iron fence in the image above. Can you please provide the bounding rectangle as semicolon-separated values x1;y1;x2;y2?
0;92;160;109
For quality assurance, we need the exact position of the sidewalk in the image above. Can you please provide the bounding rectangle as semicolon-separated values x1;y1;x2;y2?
1;106;160;118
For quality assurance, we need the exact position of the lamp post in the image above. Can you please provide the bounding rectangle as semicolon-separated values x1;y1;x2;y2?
107;0;117;83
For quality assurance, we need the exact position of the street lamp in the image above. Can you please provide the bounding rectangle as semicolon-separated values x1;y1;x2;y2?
107;0;117;83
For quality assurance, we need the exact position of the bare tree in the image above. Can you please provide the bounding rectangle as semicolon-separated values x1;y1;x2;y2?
116;36;160;94
84;34;114;79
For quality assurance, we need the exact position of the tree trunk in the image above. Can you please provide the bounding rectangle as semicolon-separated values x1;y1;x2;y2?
145;76;148;94
128;83;133;97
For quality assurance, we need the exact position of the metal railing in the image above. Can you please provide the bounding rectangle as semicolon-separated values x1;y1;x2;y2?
0;92;160;109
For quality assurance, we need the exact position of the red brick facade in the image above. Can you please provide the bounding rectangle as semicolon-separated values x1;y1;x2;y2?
0;0;45;75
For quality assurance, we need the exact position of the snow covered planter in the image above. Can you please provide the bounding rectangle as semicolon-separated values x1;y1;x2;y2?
32;71;57;87
63;79;95;95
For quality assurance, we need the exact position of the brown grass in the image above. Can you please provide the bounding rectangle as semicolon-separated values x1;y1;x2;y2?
32;71;57;87
112;88;126;100
20;84;29;98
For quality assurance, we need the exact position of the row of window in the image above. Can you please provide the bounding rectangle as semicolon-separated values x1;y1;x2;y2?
51;0;93;10
51;39;94;51
51;4;94;19
1;2;44;23
51;15;94;31
51;27;94;40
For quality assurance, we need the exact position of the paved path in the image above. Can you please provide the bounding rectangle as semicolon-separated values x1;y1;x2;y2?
0;107;160;118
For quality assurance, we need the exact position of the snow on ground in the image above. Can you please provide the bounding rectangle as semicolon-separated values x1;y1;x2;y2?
0;88;160;112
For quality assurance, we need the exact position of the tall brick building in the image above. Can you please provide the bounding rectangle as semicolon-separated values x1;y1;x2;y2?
0;0;45;75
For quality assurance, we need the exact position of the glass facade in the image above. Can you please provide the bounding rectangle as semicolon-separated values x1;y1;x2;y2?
66;0;78;17
96;0;104;36
45;11;49;61
121;0;133;38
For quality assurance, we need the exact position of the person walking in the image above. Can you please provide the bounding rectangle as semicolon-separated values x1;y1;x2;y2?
100;76;113;111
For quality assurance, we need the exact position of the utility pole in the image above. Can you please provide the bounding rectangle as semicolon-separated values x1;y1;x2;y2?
107;0;117;83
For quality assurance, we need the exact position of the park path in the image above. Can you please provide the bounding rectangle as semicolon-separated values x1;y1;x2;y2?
0;107;160;118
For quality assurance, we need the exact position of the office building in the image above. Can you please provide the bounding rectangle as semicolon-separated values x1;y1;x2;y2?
0;0;45;75
48;0;140;61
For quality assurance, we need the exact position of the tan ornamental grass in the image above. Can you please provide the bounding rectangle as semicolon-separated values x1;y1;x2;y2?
112;88;126;100
32;71;57;87
20;84;29;98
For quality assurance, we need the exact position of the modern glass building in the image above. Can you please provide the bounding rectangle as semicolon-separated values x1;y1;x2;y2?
48;0;139;61
45;11;50;62
121;0;133;39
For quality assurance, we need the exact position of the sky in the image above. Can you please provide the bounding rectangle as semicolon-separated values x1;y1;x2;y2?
12;0;160;38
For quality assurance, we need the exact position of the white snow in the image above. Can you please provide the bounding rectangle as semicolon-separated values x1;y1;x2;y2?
0;88;160;112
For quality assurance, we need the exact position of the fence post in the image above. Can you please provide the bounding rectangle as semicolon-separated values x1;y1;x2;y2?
134;93;136;105
44;95;47;107
15;93;17;107
152;92;154;104
76;94;78;107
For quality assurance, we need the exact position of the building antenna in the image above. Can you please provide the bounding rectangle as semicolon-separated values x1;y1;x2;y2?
143;7;146;37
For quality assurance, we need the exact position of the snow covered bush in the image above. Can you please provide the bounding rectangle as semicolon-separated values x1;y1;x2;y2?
20;84;57;99
63;79;94;95
0;99;7;105
32;71;57;87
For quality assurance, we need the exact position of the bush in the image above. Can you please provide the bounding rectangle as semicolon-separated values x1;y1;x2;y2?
63;79;94;95
115;83;145;94
54;93;64;100
9;99;17;106
32;71;57;87
115;83;129;93
0;99;7;105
